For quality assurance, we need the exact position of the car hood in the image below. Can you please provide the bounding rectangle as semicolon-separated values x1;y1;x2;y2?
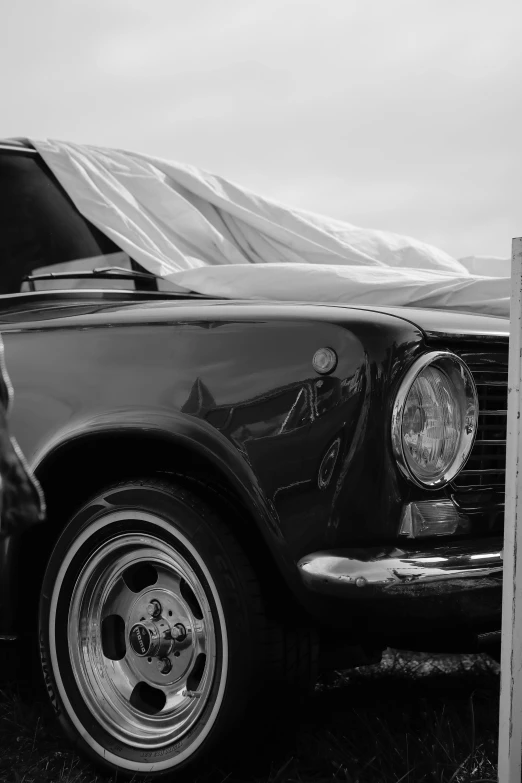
0;292;510;341
348;304;509;339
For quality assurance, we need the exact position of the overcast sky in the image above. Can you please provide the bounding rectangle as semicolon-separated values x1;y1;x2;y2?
2;0;520;260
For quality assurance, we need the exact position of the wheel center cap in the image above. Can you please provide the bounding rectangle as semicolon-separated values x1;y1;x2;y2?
129;623;154;657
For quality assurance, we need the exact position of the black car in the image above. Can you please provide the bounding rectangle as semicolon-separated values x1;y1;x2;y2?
0;138;507;778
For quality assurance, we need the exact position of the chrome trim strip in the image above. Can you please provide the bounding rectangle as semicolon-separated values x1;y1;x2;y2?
391;350;479;489
476;439;507;445
460;468;505;474
298;541;503;593
0;145;37;154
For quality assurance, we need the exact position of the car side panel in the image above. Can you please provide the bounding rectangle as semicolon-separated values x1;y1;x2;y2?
1;309;424;565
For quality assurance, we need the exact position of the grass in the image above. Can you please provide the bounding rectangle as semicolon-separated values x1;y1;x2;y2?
0;650;500;783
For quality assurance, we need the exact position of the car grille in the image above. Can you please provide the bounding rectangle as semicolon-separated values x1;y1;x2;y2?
452;352;508;490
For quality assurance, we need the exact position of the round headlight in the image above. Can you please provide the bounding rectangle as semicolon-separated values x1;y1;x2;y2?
391;351;478;488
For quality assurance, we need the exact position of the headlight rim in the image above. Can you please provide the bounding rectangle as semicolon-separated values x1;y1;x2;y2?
391;350;478;489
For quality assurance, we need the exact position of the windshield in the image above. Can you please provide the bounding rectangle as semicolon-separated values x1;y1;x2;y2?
0;150;177;294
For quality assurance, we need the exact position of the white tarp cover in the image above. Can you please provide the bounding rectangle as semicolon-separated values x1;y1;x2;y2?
32;140;511;318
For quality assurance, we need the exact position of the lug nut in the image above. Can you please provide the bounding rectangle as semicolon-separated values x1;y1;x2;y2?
170;623;187;641
147;599;162;618
157;657;172;675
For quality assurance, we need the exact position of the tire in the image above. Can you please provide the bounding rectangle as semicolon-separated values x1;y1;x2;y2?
38;479;316;779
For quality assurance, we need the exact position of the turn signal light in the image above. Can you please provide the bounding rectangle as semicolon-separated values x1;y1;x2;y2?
399;500;470;538
313;347;337;375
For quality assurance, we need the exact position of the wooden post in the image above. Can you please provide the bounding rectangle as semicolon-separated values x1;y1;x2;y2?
498;237;522;781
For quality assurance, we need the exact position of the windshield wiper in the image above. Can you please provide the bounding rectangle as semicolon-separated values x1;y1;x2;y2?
21;265;220;298
22;265;160;292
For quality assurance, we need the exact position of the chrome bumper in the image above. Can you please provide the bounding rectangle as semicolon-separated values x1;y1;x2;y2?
298;539;503;597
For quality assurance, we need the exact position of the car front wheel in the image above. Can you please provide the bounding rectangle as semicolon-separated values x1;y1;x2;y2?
39;479;285;779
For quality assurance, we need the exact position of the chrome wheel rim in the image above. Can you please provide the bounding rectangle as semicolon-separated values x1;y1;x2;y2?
67;516;219;750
